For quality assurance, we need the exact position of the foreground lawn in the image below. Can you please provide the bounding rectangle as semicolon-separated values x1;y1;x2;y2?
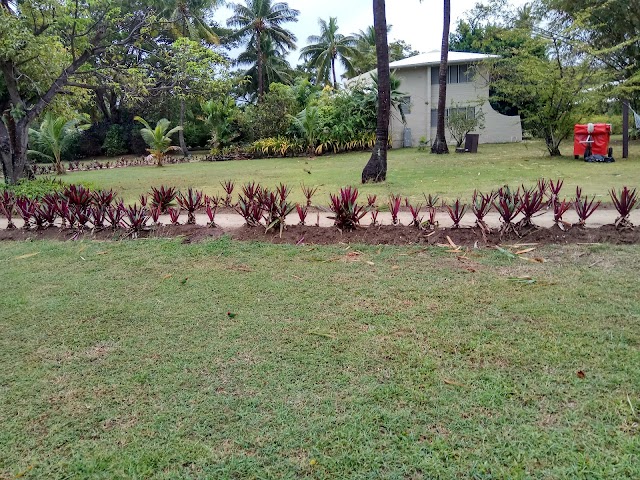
55;140;640;204
1;238;639;478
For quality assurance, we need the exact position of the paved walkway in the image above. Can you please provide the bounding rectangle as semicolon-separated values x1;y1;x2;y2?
1;208;638;230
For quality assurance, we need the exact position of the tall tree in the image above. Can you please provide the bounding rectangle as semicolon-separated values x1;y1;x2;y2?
431;0;451;154
347;26;419;78
159;0;224;156
227;0;299;100
0;0;152;184
237;34;294;99
361;0;391;183
299;17;356;89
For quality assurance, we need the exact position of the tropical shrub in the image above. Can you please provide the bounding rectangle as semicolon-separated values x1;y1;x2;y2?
574;187;601;226
328;186;366;231
610;186;637;229
149;186;177;213
102;124;128;156
177;188;204;224
134;117;182;167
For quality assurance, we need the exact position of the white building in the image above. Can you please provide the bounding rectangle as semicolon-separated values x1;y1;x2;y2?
349;51;523;148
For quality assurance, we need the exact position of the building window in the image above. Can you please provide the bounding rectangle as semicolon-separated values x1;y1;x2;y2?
399;96;411;115
431;63;473;84
430;106;476;127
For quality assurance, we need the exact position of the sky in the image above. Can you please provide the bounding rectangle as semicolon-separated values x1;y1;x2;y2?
213;0;530;66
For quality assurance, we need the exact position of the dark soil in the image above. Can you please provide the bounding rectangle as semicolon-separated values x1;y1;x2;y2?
1;223;639;246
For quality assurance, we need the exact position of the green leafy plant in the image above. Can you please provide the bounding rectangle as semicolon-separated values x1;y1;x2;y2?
28;113;87;174
134;117;182;167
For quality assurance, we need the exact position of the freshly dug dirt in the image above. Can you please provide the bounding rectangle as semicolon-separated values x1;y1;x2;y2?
2;223;638;246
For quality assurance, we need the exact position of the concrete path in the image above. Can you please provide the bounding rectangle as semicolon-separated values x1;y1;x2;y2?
1;208;638;230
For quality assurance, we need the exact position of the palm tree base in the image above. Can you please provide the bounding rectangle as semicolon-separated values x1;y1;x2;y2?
431;139;449;154
361;144;387;183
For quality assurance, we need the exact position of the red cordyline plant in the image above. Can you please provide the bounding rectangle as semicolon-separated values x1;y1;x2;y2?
367;194;379;225
0;191;17;229
574;187;601;227
63;185;92;208
150;204;162;225
610;186;638;229
90;205;108;230
405;198;423;228
241;182;261;202
177;188;204;224
537;178;548;198
221;180;235;207
389;194;402;225
264;183;295;234
16;196;37;229
328;186;366;231
548;179;563;208
204;195;218;227
121;204;150;237
149;186;177;213
493;186;522;235
519;186;545;227
33;194;59;228
296;203;308;225
423;193;439;228
168;207;181;225
92;189;116;209
106;201;124;230
301;183;318;207
472;190;493;232
446;199;467;228
236;195;264;226
139;194;148;208
553;199;572;230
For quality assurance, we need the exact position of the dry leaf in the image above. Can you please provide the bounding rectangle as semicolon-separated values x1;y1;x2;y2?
162;274;172;280
391;265;400;270
366;261;375;266
446;236;458;249
15;252;39;259
96;251;109;255
576;370;586;379
515;247;536;255
443;378;467;387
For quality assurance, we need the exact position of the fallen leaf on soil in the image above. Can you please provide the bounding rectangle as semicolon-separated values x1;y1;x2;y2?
230;264;253;272
443;378;467;387
520;256;546;263
391;265;400;270
366;261;375;266
508;276;536;284
576;370;586;379
446;236;458;249
15;252;39;259
162;274;172;280
96;251;109;255
515;247;536;255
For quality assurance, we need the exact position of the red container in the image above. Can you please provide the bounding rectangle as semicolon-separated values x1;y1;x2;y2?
573;123;611;157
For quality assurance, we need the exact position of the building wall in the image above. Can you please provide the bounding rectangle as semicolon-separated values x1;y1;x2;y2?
390;64;522;148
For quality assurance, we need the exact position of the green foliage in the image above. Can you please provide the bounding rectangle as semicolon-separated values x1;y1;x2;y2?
134;117;183;166
102;125;128;157
201;97;239;148
28;113;87;173
0;177;66;199
239;83;297;141
249;137;304;157
446;101;486;148
299;17;356;87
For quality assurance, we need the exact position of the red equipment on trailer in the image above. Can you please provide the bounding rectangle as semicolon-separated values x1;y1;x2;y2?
573;123;611;158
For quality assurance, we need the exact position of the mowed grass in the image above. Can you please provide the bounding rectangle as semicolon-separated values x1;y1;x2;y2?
55;140;640;204
1;238;639;478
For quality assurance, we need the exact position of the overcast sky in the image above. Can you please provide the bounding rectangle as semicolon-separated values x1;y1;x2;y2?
213;0;530;65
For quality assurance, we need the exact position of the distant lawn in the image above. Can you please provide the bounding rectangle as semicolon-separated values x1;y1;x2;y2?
1;238;639;478
49;139;640;204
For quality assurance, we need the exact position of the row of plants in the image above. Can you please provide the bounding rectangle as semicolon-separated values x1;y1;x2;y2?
1;179;637;238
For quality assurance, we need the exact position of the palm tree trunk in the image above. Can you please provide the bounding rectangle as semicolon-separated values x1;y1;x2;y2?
178;97;189;157
431;0;450;154
332;57;338;89
362;0;390;183
257;31;264;101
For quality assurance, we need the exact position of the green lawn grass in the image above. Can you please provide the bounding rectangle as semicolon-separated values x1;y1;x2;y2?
1;238;639;478
53;140;640;204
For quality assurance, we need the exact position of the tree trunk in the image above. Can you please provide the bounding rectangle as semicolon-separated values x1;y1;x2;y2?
362;0;390;183
431;0;450;154
332;57;338;89
257;31;264;101
0;116;31;184
178;98;189;157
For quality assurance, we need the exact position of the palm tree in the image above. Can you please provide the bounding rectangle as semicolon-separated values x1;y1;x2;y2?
227;0;299;100
431;0;450;154
134;117;182;167
158;0;223;157
201;97;238;148
299;17;356;89
361;0;391;183
159;0;223;44
237;34;294;97
28;113;85;175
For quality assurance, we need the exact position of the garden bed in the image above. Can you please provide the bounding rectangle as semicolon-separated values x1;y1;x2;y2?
2;223;639;246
